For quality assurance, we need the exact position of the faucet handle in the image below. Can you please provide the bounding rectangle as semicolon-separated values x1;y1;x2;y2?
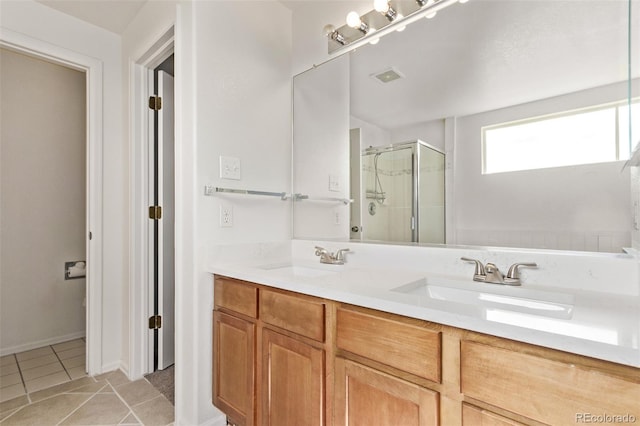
504;262;537;285
314;246;327;256
506;262;538;279
461;257;486;280
335;248;351;262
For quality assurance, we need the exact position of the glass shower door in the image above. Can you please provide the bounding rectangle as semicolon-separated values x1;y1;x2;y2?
361;146;415;242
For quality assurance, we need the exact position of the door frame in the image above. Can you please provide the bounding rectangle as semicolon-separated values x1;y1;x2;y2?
0;28;104;375
128;27;175;378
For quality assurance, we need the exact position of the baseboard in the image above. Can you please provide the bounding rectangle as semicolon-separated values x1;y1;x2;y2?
200;414;227;426
0;331;85;356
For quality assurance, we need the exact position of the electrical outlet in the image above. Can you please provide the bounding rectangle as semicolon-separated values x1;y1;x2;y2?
220;204;233;227
220;156;241;180
333;208;341;225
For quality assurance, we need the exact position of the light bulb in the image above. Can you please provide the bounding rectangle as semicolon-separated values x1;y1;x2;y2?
346;11;362;28
374;0;390;13
323;24;336;37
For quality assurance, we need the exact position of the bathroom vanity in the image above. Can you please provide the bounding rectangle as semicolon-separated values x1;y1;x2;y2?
210;241;640;426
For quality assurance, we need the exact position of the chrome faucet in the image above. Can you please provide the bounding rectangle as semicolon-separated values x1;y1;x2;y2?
315;246;350;265
461;257;537;286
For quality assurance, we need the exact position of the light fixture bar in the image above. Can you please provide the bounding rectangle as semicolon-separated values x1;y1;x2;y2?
326;0;465;53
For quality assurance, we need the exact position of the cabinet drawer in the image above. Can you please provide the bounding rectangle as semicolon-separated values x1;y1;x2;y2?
462;404;525;426
336;308;441;383
461;340;640;425
214;276;258;319
260;289;325;342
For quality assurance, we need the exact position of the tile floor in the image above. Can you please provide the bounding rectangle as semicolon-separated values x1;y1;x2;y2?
0;341;174;425
0;339;87;403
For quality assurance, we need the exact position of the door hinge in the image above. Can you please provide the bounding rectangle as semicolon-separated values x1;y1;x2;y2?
149;206;162;220
148;96;162;111
148;315;162;329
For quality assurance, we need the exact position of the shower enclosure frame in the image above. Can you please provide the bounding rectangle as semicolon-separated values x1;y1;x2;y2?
360;139;445;243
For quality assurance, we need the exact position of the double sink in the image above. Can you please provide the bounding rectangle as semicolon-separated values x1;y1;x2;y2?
258;263;574;320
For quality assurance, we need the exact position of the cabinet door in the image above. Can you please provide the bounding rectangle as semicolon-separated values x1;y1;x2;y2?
213;310;255;426
335;357;439;426
261;328;324;426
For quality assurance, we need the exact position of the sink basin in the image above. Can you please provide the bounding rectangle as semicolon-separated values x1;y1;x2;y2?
259;263;340;278
392;278;574;319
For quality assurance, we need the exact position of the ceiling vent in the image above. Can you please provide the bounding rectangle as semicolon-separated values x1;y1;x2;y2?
371;67;404;84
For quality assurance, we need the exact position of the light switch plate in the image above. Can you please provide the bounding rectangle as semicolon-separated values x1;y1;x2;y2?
220;156;241;180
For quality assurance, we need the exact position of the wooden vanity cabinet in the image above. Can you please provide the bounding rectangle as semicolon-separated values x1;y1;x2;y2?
334;306;441;426
213;276;329;426
213;275;640;426
460;339;640;426
259;288;328;426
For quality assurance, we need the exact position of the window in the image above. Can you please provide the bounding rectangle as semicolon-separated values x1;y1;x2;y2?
482;100;640;174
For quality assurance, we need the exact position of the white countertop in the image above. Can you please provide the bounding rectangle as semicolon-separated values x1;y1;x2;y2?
209;251;640;368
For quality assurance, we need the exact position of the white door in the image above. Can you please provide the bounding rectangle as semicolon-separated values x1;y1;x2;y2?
157;70;175;369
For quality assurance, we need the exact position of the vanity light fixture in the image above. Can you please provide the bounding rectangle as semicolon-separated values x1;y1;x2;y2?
323;24;347;45
346;11;370;34
325;0;469;53
374;0;398;21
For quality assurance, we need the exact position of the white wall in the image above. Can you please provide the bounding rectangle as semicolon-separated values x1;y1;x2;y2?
0;0;123;370
0;48;86;354
194;2;292;423
123;2;292;424
454;82;633;252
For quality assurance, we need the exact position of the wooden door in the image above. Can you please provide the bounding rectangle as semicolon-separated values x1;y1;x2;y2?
261;328;324;426
213;310;255;426
334;357;439;426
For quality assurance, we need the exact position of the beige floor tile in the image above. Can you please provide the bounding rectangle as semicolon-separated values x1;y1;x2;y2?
21;361;64;381
0;373;21;388
52;339;85;353
24;370;70;393
0;357;16;368
95;370;130;387
29;377;95;402
15;347;54;362
0;395;28;416
1;393;92;425
66;366;87;380
57;347;85;361
131;395;174;426
119;412;141;425
60;393;129;425
66;380;106;394
17;353;58;370
0;363;18;377
115;379;160;407
61;355;85;370
0;384;25;403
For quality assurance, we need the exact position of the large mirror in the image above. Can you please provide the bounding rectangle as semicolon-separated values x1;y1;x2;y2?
293;0;640;253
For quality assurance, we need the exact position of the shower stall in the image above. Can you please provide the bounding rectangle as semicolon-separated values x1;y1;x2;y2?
353;140;445;243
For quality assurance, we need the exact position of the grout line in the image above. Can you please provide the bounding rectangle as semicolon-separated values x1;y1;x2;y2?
54;387;99;426
110;383;146;425
51;344;73;382
12;353;30;403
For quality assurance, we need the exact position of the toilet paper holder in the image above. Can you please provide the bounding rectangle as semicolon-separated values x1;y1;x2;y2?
65;261;86;280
